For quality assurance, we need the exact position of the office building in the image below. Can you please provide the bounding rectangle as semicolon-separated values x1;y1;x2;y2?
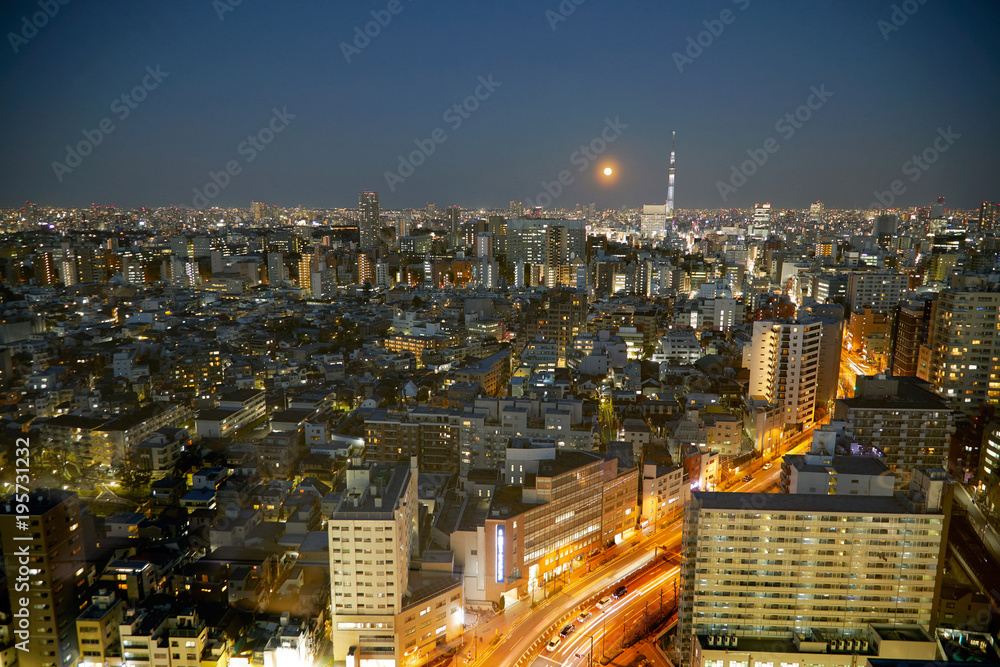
873;213;898;240
641;204;667;237
0;489;87;667
451;448;627;608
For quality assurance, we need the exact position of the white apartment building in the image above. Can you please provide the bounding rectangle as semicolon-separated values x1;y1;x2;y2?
846;271;909;312
655;329;702;365
641;463;684;528
779;453;895;495
460;398;596;475
677;472;948;664
745;319;822;428
328;460;419;664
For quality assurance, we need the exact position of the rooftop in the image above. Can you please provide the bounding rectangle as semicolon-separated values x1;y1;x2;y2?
783;454;891;476
691;492;937;515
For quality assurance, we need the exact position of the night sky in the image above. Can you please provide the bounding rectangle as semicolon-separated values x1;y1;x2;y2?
1;0;997;211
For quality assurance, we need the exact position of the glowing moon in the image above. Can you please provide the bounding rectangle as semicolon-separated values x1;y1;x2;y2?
603;167;613;176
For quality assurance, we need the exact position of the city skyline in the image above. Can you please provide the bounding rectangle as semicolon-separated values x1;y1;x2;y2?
0;1;998;210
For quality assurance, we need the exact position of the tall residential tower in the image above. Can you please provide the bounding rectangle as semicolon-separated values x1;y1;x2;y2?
359;191;380;250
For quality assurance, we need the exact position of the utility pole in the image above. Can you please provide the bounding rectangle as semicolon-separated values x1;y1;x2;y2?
589;635;593;667
602;613;606;660
645;600;649;636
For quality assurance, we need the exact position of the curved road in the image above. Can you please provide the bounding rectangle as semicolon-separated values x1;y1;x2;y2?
477;524;681;667
469;429;815;667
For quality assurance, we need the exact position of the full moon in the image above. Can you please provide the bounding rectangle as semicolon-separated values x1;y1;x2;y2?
603;167;613;176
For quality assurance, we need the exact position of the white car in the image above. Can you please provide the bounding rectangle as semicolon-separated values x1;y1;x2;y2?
762;462;773;470
597;596;612;609
576;611;592;624
547;636;561;651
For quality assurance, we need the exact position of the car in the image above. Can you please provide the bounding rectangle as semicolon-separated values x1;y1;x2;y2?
597;596;612;609
742;474;753;482
547;636;561;651
576;611;592;624
560;624;576;637
613;585;627;599
762;462;773;470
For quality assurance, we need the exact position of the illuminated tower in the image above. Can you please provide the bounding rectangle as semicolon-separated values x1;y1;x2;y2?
666;131;676;216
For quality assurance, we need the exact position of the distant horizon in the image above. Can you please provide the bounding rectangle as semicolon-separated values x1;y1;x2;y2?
2;198;989;216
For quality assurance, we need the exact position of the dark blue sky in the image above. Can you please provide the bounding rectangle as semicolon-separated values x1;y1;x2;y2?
1;0;997;211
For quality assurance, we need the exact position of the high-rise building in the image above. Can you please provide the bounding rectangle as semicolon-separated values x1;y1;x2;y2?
298;252;316;292
846;272;909;313
505;219;585;269
640;204;667;237
980;201;999;232
834;375;955;484
266;252;285;285
677;477;949;663
924;289;1000;408
0;489;87;667
328;459;449;665
364;407;463;474
873;212;898;240
357;252;374;286
889;298;934;376
359;191;380;250
745;319;822;428
446;205;461;246
36;251;59;285
666;131;676;215
528;289;588;367
809;200;824;221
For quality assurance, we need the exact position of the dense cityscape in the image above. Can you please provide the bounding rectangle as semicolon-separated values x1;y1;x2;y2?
2;196;1000;667
2;2;1000;667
